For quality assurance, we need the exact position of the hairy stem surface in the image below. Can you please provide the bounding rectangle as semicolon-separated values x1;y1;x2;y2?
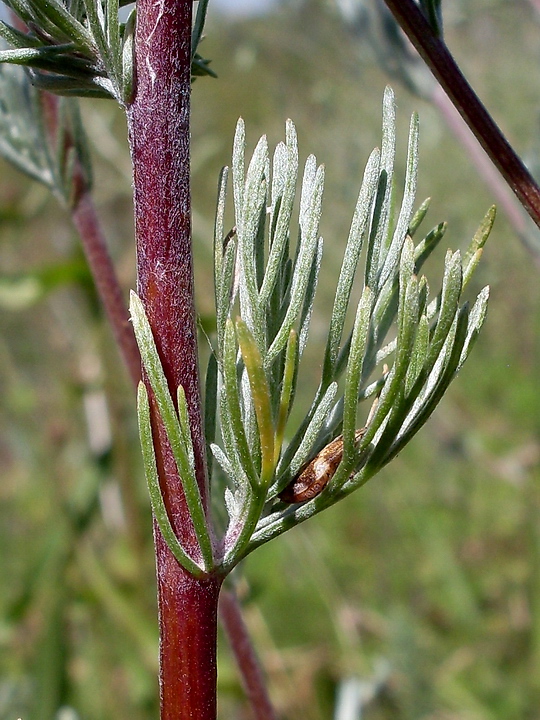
126;2;218;718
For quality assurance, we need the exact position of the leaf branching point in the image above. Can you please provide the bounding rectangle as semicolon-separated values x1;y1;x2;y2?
132;87;493;576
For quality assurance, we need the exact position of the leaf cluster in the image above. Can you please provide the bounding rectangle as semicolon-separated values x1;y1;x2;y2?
0;63;91;202
0;1;214;201
132;87;493;577
0;0;214;102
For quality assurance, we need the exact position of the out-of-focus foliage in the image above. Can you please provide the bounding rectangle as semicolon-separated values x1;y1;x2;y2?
1;0;540;718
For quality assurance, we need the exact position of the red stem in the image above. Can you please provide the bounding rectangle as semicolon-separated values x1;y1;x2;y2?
126;2;220;718
71;180;142;387
22;13;273;717
219;589;278;720
382;0;540;229
37;88;142;386
156;542;223;719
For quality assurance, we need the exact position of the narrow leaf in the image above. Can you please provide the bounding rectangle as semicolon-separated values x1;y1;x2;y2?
408;197;430;236
274;329;298;465
414;221;446;271
28;0;95;52
425;250;462;368
238;134;267;341
232;118;245;227
121;5;135;103
298;236;323;356
342;286;373;455
266;164;324;365
191;0;210;59
462;206;495;291
323;147;380;381
137;383;204;578
457;286;489;371
204;352;218;483
365;86;395;287
222;318;258;488
378;112;419;290
259;119;299;306
236;319;275;486
130;292;214;571
405;313;429;395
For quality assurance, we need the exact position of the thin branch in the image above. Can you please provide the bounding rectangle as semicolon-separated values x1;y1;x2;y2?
71;167;142;387
219;589;278;720
382;0;540;229
38;89;142;386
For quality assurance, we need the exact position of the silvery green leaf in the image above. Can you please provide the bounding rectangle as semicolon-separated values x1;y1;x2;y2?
29;70;115;98
342;286;373;453
130;292;214;570
121;6;135;103
270;140;287;207
0;63;55;187
414;221;446;270
238;134;267;341
232;118;246;226
378;112;419;290
365;86;395;288
210;95;492;565
462;206;495;290
27;0;94;51
405;313;429;395
214;166;229;287
457;285;489;371
408;197;430;236
0;20;41;49
237;319;275;485
192;0;210;60
259;119;298;307
425;249;462;368
137;383;205;577
266;163;324;365
299;154;318;226
323;147;380;381
204;352;218;482
211;443;235;483
222;318;258;488
298;236;323;357
389;305;469;458
417;275;429;317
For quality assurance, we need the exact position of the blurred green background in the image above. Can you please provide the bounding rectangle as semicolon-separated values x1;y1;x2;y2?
2;0;540;718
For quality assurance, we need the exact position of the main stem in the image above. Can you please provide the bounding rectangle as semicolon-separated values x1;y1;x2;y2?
126;3;221;719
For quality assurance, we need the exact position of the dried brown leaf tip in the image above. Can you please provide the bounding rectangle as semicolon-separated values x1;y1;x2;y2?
279;428;365;504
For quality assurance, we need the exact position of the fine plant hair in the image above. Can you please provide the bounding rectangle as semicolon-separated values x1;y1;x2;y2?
4;0;533;718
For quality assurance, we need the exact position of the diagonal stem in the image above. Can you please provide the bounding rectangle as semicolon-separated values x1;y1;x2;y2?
219;589;278;720
382;0;540;229
38;90;142;386
71;172;142;387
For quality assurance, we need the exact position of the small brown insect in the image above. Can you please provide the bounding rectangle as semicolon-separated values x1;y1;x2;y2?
279;428;365;504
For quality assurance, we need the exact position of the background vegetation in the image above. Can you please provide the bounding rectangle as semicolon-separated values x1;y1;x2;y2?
1;0;540;718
